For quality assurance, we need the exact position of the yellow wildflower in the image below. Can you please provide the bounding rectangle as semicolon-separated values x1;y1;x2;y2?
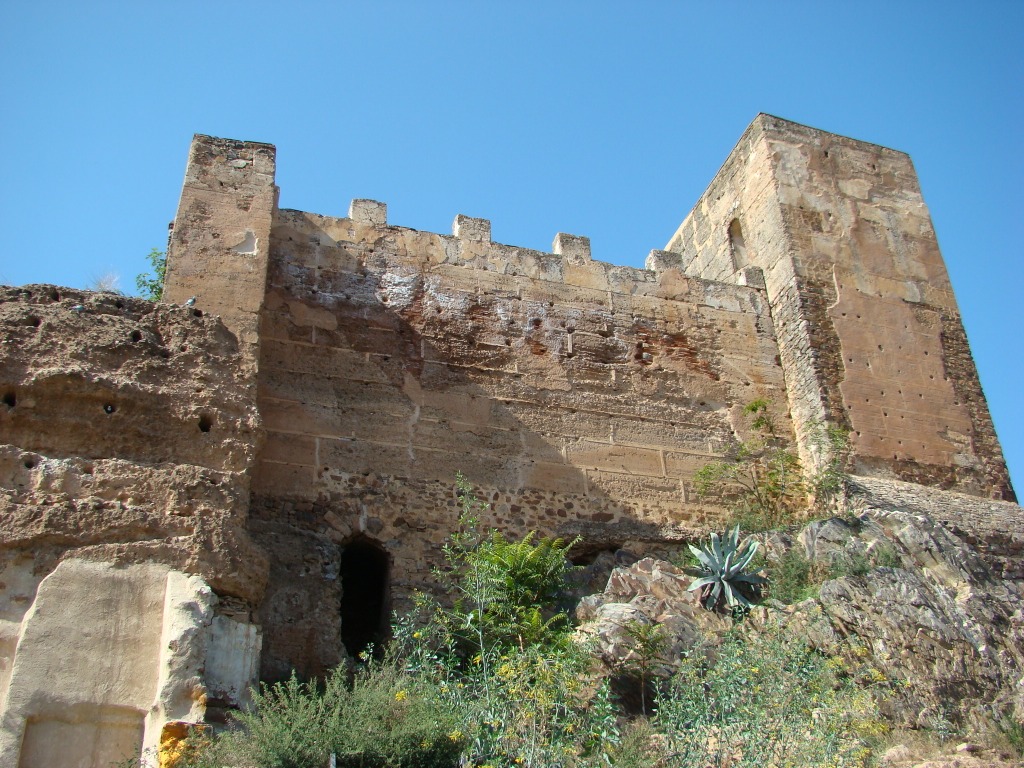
394;690;408;702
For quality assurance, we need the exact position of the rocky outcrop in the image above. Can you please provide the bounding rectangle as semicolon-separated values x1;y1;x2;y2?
576;557;730;679
575;494;1024;733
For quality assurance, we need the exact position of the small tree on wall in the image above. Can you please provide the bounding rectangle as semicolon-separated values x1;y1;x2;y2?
694;400;852;529
135;248;166;301
694;399;806;530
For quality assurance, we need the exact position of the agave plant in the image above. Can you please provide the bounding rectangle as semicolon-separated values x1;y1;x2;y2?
687;525;767;612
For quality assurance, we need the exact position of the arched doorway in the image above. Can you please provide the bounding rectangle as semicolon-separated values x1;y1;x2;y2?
339;538;391;658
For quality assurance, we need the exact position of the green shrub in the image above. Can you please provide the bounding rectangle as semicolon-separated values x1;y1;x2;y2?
807;421;852;510
766;539;903;605
618;620;667;716
434;473;579;658
694;401;806;532
324;661;463;768
407;474;610;766
766;548;820;604
655;628;883;767
603;718;665;767
135;247;166;301
996;716;1024;757
181;672;326;768
444;637;607;766
873;543;902;568
182;661;462;768
830;550;873;579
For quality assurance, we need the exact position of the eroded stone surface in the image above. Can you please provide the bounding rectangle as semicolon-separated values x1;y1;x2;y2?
0;558;261;767
0;285;268;602
575;490;1024;731
0;286;267;764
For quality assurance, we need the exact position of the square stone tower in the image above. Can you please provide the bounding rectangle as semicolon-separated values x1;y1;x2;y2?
664;114;1013;500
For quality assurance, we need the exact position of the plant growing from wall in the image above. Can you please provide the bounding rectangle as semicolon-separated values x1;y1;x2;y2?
436;473;580;658
807;420;853;511
87;270;124;294
687;524;767;613
135;247;166;301
694;400;806;531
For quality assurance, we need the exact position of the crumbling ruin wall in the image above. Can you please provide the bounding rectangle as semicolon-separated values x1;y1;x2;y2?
0;286;267;762
665;114;1014;500
160;122;1016;680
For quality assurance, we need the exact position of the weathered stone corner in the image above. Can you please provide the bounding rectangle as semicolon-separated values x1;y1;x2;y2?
552;232;591;264
453;214;491;242
645;249;683;272
349;198;387;226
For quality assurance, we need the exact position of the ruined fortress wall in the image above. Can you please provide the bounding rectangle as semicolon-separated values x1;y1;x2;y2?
0;286;267;599
665;114;1014;501
249;204;788;678
1;118;1018;766
156;133;790;677
0;287;267;763
159;120;1016;678
164;134;277;361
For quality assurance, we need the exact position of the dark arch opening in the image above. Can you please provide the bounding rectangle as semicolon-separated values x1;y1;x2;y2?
339;538;391;658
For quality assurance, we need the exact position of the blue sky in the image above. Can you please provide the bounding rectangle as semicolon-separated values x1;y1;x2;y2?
1;2;1021;492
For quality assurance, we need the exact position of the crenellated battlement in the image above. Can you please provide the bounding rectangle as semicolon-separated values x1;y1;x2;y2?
278;197;768;312
157;117;1014;678
164;120;1014;509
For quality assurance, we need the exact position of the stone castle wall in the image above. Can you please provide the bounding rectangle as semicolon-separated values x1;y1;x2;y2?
154;117;1014;679
164;116;1013;679
249;203;788;678
0;115;1018;765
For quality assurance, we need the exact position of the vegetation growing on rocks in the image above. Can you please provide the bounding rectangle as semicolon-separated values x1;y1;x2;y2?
686;524;766;613
178;478;890;768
